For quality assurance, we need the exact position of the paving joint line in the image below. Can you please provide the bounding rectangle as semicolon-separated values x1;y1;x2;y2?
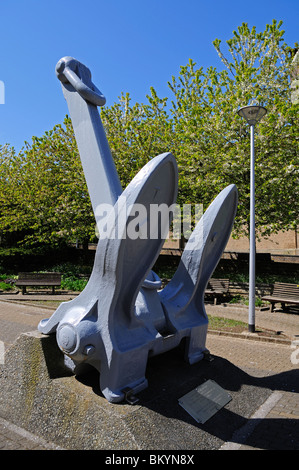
0;416;64;450
219;391;284;450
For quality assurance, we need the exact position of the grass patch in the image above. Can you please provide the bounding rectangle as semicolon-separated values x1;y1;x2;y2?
207;315;247;332
228;295;265;306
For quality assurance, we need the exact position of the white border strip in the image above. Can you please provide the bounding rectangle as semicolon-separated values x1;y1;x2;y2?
0;416;64;450
220;391;283;450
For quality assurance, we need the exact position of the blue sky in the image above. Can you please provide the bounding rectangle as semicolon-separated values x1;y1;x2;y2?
0;0;298;152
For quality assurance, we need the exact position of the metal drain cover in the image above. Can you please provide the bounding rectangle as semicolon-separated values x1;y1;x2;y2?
178;379;232;424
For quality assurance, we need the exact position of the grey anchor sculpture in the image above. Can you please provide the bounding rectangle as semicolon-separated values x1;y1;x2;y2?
38;57;238;403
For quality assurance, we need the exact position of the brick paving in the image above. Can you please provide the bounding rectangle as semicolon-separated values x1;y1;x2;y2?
206;334;299;450
244;391;298;450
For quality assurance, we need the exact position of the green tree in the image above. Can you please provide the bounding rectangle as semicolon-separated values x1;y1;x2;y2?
100;89;174;189
0;118;95;247
0;20;297;247
167;20;298;237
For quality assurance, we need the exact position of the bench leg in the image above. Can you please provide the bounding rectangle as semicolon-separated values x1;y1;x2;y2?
52;286;55;295
22;286;26;295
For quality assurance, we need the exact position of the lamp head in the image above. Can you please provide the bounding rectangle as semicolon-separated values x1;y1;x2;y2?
237;105;267;126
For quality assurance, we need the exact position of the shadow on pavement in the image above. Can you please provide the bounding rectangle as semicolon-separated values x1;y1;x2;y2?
76;343;299;450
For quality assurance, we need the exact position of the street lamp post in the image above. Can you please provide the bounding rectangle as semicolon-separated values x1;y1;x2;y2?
237;105;267;332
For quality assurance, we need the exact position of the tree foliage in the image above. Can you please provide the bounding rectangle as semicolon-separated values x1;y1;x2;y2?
0;19;298;247
167;20;298;236
100;90;173;189
0;120;94;247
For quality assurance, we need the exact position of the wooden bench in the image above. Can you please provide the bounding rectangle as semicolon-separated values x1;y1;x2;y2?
15;272;61;294
262;282;299;312
205;278;230;304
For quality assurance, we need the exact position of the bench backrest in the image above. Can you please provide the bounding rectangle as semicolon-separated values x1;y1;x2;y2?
272;282;299;299
206;278;229;292
17;272;61;283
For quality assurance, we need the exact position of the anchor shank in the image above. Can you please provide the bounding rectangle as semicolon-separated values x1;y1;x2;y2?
57;58;122;216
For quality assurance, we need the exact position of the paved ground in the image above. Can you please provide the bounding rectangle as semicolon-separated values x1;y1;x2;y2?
0;293;298;450
0;415;62;450
206;335;298;450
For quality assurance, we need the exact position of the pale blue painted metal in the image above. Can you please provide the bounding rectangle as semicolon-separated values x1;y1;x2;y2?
38;57;238;403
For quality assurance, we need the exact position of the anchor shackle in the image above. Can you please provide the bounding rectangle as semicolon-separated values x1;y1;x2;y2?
55;56;106;107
